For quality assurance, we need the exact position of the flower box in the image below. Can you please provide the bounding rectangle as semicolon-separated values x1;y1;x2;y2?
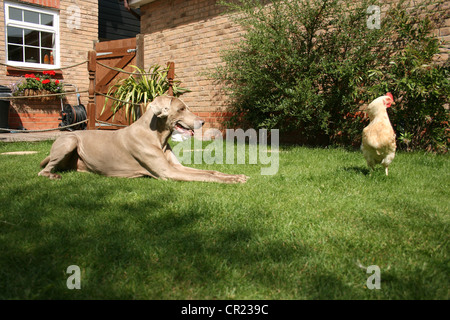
12;71;63;99
8;71;65;131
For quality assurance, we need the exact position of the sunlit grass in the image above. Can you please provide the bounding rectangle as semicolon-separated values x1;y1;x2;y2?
0;140;448;299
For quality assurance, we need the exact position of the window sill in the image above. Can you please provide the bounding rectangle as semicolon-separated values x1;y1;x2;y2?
6;67;63;79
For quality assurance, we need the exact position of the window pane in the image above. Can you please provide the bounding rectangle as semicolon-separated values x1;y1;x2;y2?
41;13;53;26
41;32;54;48
8;45;23;62
25;47;39;63
41;49;54;64
7;26;23;44
24;10;39;24
9;7;22;21
24;29;39;46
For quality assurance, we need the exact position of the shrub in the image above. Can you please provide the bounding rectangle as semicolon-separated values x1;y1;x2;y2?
214;0;449;152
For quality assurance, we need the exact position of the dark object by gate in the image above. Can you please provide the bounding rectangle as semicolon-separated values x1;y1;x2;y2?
59;84;87;131
59;104;87;131
0;85;12;132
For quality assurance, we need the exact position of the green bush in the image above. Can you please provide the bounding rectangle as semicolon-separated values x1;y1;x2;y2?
214;0;449;152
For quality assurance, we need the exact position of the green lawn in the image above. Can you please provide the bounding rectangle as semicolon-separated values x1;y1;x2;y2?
0;140;448;299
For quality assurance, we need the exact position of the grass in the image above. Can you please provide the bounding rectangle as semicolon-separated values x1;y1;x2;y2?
0;139;448;299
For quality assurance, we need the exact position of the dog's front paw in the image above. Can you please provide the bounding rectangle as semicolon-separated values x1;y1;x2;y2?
227;174;249;183
38;170;62;180
238;174;250;183
49;173;62;180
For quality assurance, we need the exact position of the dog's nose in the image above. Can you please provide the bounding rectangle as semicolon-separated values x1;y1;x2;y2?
194;119;205;129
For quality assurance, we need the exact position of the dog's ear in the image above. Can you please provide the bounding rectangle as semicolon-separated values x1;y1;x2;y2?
149;96;170;118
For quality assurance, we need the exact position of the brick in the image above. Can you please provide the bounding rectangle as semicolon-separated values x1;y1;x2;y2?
17;0;60;9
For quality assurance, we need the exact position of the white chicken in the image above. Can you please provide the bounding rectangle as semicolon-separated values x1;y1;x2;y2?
361;92;396;175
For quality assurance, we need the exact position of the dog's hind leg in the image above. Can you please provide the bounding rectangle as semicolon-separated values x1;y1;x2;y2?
40;156;50;168
38;135;79;179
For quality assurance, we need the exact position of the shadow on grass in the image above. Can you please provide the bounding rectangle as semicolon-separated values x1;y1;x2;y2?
0;175;358;299
342;166;370;175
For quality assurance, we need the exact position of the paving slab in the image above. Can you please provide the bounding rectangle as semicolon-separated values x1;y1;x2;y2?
0;130;68;142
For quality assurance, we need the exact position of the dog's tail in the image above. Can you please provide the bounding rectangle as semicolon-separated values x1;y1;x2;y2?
40;156;50;168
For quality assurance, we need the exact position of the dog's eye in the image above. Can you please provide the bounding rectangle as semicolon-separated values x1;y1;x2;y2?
179;107;186;112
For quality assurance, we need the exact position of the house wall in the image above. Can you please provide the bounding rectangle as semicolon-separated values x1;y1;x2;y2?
0;0;98;130
99;0;141;41
140;0;449;132
140;0;244;131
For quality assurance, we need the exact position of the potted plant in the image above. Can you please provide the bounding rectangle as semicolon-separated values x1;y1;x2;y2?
103;64;190;122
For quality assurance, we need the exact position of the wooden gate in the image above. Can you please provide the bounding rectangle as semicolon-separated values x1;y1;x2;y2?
85;35;175;130
94;37;141;129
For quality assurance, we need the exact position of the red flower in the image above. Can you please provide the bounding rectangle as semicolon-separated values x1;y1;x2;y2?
35;77;41;81
42;79;51;84
43;70;56;76
25;74;35;78
55;80;59;85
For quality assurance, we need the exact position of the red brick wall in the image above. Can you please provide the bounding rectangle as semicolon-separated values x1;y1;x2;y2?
17;0;60;9
140;0;244;132
8;98;61;130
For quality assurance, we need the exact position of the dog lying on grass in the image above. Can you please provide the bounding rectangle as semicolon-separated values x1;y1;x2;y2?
39;96;248;183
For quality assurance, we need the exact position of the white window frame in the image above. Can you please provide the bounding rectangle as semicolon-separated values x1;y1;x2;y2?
4;1;60;69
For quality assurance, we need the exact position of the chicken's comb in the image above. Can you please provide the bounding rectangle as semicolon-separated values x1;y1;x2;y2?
386;92;394;101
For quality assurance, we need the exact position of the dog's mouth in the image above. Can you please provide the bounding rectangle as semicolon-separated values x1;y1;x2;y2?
174;121;194;136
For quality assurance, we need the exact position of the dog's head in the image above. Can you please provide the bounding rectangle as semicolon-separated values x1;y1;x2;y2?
149;96;204;135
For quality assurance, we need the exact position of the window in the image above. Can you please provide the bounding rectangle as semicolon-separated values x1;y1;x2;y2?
4;2;60;69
